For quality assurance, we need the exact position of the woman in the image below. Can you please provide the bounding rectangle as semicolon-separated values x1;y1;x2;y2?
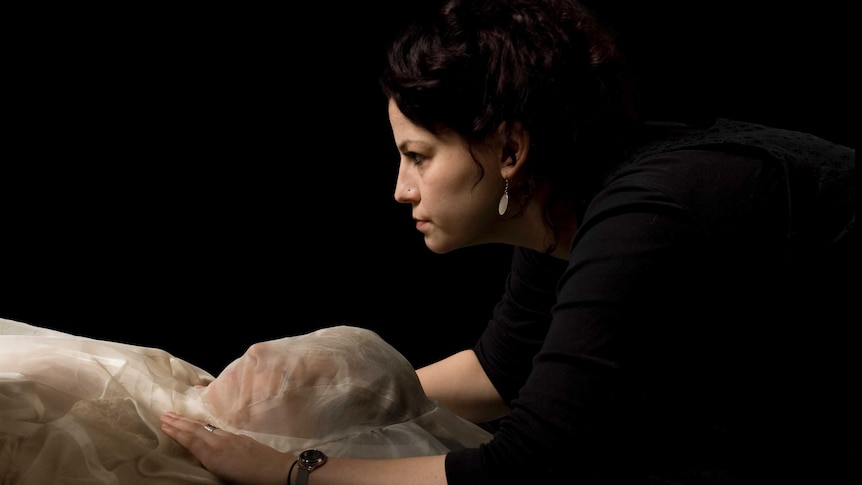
161;1;856;483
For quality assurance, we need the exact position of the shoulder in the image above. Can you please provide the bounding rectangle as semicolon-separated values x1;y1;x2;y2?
627;118;854;168
596;117;852;209
596;145;774;220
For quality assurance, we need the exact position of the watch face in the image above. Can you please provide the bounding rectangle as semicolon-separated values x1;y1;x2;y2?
300;449;326;466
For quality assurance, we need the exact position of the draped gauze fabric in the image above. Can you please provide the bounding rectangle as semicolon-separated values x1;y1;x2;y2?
0;318;492;485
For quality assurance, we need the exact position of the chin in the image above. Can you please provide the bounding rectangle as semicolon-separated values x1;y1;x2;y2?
424;242;451;254
423;236;460;255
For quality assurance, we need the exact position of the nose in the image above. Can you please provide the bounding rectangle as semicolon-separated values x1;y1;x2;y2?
394;167;418;204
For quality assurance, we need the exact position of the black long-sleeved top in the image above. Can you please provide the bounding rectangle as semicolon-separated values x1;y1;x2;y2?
446;119;856;484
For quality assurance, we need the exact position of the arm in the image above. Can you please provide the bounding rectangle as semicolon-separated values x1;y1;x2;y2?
160;412;448;485
416;349;509;424
295;456;446;485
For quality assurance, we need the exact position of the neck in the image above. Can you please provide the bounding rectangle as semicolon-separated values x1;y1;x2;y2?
545;200;579;260
497;190;578;261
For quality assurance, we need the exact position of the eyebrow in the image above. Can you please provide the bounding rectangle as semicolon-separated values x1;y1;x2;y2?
397;140;431;154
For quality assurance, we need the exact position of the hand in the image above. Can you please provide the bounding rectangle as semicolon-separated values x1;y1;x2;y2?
160;411;294;485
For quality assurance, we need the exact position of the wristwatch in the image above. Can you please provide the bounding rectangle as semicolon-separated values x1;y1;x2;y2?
296;449;327;485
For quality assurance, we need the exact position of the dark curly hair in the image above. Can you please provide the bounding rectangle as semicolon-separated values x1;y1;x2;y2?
380;0;640;248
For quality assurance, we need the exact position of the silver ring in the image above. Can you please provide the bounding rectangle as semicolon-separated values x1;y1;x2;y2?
203;423;217;433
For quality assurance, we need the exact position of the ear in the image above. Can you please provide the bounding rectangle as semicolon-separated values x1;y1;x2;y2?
499;121;529;179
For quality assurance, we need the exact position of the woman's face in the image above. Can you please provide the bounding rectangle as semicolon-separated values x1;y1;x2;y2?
389;98;505;254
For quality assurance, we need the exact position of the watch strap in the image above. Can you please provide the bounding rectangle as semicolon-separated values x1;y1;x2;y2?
296;466;311;485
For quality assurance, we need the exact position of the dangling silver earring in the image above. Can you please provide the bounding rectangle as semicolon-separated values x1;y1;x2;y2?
498;178;509;216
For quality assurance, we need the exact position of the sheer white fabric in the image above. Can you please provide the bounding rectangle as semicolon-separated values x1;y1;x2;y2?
0;318;492;485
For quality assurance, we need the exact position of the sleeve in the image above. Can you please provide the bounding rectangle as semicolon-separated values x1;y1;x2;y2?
449;193;708;484
446;150;789;484
472;247;567;404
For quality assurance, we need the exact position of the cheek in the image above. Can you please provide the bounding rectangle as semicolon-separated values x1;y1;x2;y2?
424;163;478;205
440;167;498;210
426;177;499;243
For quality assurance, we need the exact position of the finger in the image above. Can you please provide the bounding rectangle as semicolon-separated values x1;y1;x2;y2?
163;412;228;442
161;411;197;430
162;411;211;429
160;412;218;446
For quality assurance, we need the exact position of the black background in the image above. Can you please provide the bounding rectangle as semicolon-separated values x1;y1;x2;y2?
1;1;855;374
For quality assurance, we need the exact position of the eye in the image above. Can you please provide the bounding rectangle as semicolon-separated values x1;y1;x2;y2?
405;151;425;166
